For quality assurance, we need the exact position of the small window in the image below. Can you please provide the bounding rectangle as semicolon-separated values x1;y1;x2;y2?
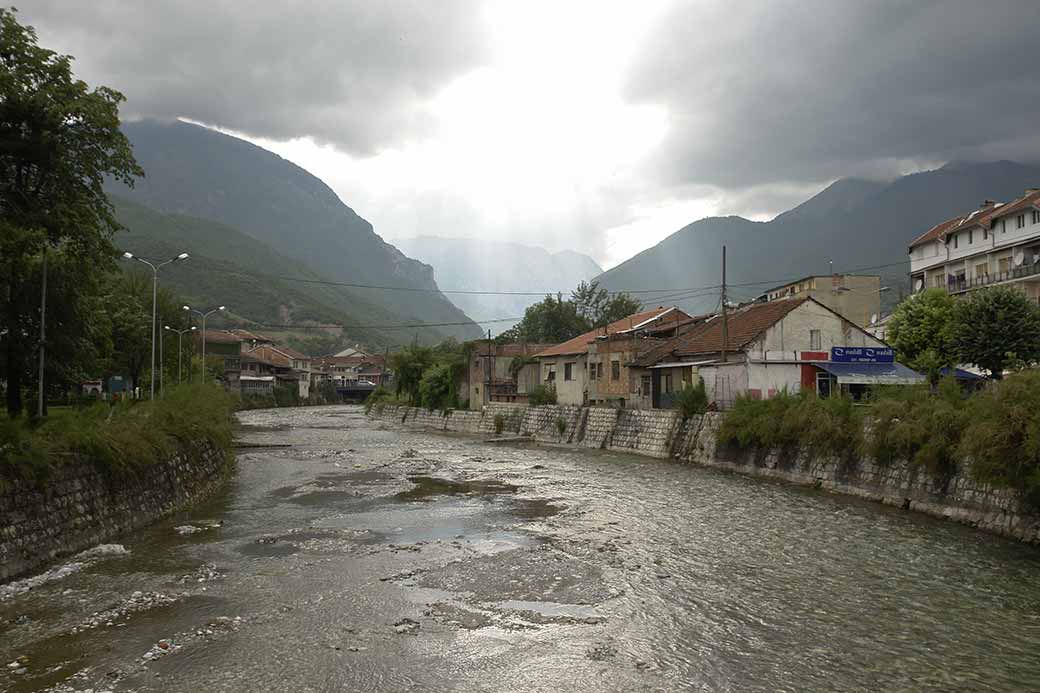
810;329;821;350
1018;214;1026;229
589;363;597;380
564;362;573;381
953;234;959;249
983;227;988;240
546;364;556;382
1033;210;1040;224
641;375;651;395
611;360;620;380
1002;219;1007;233
968;229;973;244
597;362;604;379
664;374;673;393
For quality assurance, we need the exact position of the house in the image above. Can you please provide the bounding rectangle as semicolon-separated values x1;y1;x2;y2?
198;331;244;392
240;375;275;396
631;297;921;408
909;189;1040;300
534;307;693;406
312;354;388;388
241;344;312;399
464;341;554;409
758;274;883;328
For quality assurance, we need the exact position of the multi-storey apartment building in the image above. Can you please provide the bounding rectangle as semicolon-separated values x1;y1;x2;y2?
909;189;1040;300
758;274;882;328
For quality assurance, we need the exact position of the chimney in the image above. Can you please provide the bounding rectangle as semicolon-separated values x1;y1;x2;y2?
981;199;995;208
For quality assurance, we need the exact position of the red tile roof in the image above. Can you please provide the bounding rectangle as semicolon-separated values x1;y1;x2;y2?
243;345;291;368
534;307;683;358
631;298;809;366
199;330;244;345
977;189;1040;227
908;214;966;248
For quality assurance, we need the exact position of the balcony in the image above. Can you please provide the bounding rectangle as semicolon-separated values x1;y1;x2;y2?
946;261;1040;293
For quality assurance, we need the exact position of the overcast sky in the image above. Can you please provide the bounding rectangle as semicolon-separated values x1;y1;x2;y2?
21;0;1040;268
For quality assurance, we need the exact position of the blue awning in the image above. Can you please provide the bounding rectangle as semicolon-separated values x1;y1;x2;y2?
814;361;925;385
939;367;986;381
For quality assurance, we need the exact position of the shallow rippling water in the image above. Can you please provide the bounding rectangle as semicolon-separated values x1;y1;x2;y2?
2;405;1039;692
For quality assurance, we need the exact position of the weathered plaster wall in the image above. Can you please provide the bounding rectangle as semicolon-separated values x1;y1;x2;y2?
0;444;232;582
369;404;1040;545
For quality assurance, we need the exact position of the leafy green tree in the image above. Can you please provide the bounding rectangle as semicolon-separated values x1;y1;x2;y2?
596;292;642;328
951;286;1040;379
418;362;457;410
0;9;142;415
498;293;589;344
886;288;956;383
389;345;435;405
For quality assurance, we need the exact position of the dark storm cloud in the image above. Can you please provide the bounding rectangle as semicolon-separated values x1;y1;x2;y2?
20;1;488;154
626;0;1040;189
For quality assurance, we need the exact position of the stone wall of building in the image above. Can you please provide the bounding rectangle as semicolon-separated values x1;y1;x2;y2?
0;443;232;582
368;404;1040;545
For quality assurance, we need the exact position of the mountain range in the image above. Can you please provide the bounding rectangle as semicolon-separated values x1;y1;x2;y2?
392;236;602;335
107;120;483;350
596;160;1040;315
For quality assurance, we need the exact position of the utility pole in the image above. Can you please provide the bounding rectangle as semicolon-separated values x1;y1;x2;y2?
37;244;47;418
720;245;728;364
486;329;492;405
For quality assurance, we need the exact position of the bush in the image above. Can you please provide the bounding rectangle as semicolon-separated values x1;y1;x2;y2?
960;369;1040;508
718;390;862;460
493;413;505;434
364;385;400;414
863;378;966;481
1;383;235;484
528;384;557;407
672;379;708;419
555;416;567;437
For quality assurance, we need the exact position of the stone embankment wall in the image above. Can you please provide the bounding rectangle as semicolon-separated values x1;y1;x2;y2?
0;444;232;582
370;404;1040;545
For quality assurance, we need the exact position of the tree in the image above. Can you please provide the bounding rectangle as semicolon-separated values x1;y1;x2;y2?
596;292;642;328
0;9;142;415
389;345;435;405
951;286;1040;379
571;281;607;324
886;289;956;383
499;293;588;344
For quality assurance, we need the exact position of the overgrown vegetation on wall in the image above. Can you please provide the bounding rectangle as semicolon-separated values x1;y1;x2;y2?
0;383;235;484
672;380;709;420
719;370;1040;509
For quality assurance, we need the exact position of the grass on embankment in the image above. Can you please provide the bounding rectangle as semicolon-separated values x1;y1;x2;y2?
717;369;1040;509
0;383;236;486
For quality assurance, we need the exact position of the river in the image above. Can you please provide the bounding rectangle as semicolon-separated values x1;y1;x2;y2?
2;405;1039;692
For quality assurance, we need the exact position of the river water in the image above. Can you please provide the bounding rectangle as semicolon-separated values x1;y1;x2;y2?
2;405;1040;692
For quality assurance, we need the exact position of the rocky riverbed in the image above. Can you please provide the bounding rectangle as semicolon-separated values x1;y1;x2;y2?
2;405;1039;691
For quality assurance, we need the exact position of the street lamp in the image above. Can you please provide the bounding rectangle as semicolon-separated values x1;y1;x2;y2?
164;324;197;385
183;304;225;382
122;251;189;399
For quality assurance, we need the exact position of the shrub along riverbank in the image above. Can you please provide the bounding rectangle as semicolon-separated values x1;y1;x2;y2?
717;369;1040;510
0;383;235;485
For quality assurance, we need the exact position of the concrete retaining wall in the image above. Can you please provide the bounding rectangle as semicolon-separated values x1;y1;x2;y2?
0;443;232;582
368;403;1040;545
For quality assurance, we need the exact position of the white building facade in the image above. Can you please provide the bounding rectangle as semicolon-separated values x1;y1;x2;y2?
910;190;1040;301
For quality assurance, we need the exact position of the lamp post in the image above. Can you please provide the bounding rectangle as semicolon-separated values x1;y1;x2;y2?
122;251;189;400
183;304;225;382
164;325;197;385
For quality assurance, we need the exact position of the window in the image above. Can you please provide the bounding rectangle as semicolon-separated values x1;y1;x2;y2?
589;362;597;380
564;362;573;381
641;375;651;395
546;364;556;382
664;373;673;393
1002;219;1007;233
968;229;973;244
682;368;692;384
1034;210;1040;224
953;234;959;249
1018;214;1026;229
611;360;620;380
983;227;988;240
597;362;604;380
934;275;944;288
975;263;988;279
999;257;1011;274
809;329;821;350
